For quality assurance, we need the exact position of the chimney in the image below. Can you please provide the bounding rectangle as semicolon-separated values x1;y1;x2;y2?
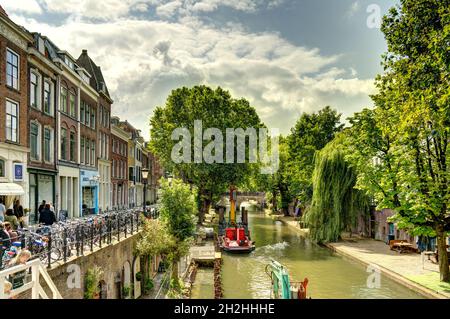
0;5;8;17
82;49;88;55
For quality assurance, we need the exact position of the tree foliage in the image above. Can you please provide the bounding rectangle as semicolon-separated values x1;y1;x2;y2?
149;85;264;222
135;219;173;258
158;178;197;283
347;0;450;281
306;134;369;243
287;106;344;204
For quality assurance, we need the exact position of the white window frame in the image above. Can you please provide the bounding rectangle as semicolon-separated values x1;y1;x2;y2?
43;126;54;164
5;99;19;143
6;48;19;90
60;87;68;113
0;158;5;178
30;121;41;162
29;69;41;109
43;79;54;116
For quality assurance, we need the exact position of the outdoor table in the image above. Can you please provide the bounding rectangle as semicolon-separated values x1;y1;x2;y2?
392;242;414;253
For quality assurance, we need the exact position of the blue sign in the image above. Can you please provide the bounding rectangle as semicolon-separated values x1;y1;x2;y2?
13;163;23;181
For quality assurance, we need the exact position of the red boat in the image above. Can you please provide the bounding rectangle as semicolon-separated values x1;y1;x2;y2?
219;227;255;253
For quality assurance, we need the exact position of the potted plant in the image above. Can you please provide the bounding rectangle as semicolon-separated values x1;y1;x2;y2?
122;285;131;298
144;277;154;293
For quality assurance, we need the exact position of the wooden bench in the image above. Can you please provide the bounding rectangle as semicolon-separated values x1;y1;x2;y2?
389;240;408;250
389;240;418;253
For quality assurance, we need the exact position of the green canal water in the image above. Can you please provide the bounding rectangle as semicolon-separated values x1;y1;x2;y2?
193;210;425;299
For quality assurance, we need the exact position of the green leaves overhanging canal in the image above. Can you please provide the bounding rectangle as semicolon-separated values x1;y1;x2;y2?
306;136;369;244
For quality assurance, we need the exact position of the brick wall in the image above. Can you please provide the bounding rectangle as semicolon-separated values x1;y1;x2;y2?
0;35;29;146
20;233;143;299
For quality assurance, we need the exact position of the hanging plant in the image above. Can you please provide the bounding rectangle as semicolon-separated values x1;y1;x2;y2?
135;271;142;281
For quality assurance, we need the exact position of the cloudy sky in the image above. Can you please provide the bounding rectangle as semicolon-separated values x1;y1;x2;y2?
4;0;396;139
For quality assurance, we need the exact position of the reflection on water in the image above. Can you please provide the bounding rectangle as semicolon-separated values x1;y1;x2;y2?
191;268;214;299
218;211;425;299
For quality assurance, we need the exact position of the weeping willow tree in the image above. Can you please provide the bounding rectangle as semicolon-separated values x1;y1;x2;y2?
306;135;369;243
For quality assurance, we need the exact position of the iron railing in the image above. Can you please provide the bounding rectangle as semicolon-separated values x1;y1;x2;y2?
0;208;159;270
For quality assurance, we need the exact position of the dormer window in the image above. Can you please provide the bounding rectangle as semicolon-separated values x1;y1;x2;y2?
64;56;74;70
82;73;90;84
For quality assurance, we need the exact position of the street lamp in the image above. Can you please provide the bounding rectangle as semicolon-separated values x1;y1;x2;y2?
142;168;149;212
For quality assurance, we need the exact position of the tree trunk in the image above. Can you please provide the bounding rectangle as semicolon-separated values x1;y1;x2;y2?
198;189;211;224
271;191;277;212
198;197;211;225
141;255;150;294
436;225;450;282
171;260;179;285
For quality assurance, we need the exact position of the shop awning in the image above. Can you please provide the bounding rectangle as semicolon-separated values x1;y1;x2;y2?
0;183;25;196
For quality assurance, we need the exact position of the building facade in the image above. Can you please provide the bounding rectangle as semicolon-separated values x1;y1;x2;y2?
77;50;113;213
147;150;164;205
111;117;129;209
0;9;33;212
27;33;60;224
1;7;162;222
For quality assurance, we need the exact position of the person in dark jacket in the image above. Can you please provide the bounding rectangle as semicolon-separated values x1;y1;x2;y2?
38;200;46;216
0;223;11;248
13;200;24;228
38;204;56;226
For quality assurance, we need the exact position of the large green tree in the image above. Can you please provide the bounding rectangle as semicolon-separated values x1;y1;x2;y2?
287;106;344;204
150;86;264;223
306;133;369;243
348;0;450;282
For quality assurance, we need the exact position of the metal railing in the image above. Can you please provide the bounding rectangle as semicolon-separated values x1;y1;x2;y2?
0;208;153;270
0;258;62;299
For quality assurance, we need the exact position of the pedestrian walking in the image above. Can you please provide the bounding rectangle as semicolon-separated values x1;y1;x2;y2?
39;204;56;226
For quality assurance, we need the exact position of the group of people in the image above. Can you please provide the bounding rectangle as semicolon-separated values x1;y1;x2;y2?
0;199;25;229
0;199;25;249
0;199;56;254
0;198;54;297
37;200;57;226
0;199;57;229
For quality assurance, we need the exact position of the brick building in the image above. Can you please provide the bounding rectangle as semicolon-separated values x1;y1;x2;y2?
27;33;61;223
77;50;113;212
0;8;33;210
0;8;162;220
42;40;82;219
147;148;164;204
111;117;129;209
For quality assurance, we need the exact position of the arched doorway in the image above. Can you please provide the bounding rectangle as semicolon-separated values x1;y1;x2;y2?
123;261;131;299
133;256;141;299
98;280;107;299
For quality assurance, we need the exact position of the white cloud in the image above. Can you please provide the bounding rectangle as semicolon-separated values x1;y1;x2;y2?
156;1;182;18
347;1;360;18
10;4;374;139
267;0;284;9
24;0;285;20
2;0;42;14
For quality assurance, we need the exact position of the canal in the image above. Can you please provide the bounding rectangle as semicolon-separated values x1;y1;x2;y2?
204;210;424;299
